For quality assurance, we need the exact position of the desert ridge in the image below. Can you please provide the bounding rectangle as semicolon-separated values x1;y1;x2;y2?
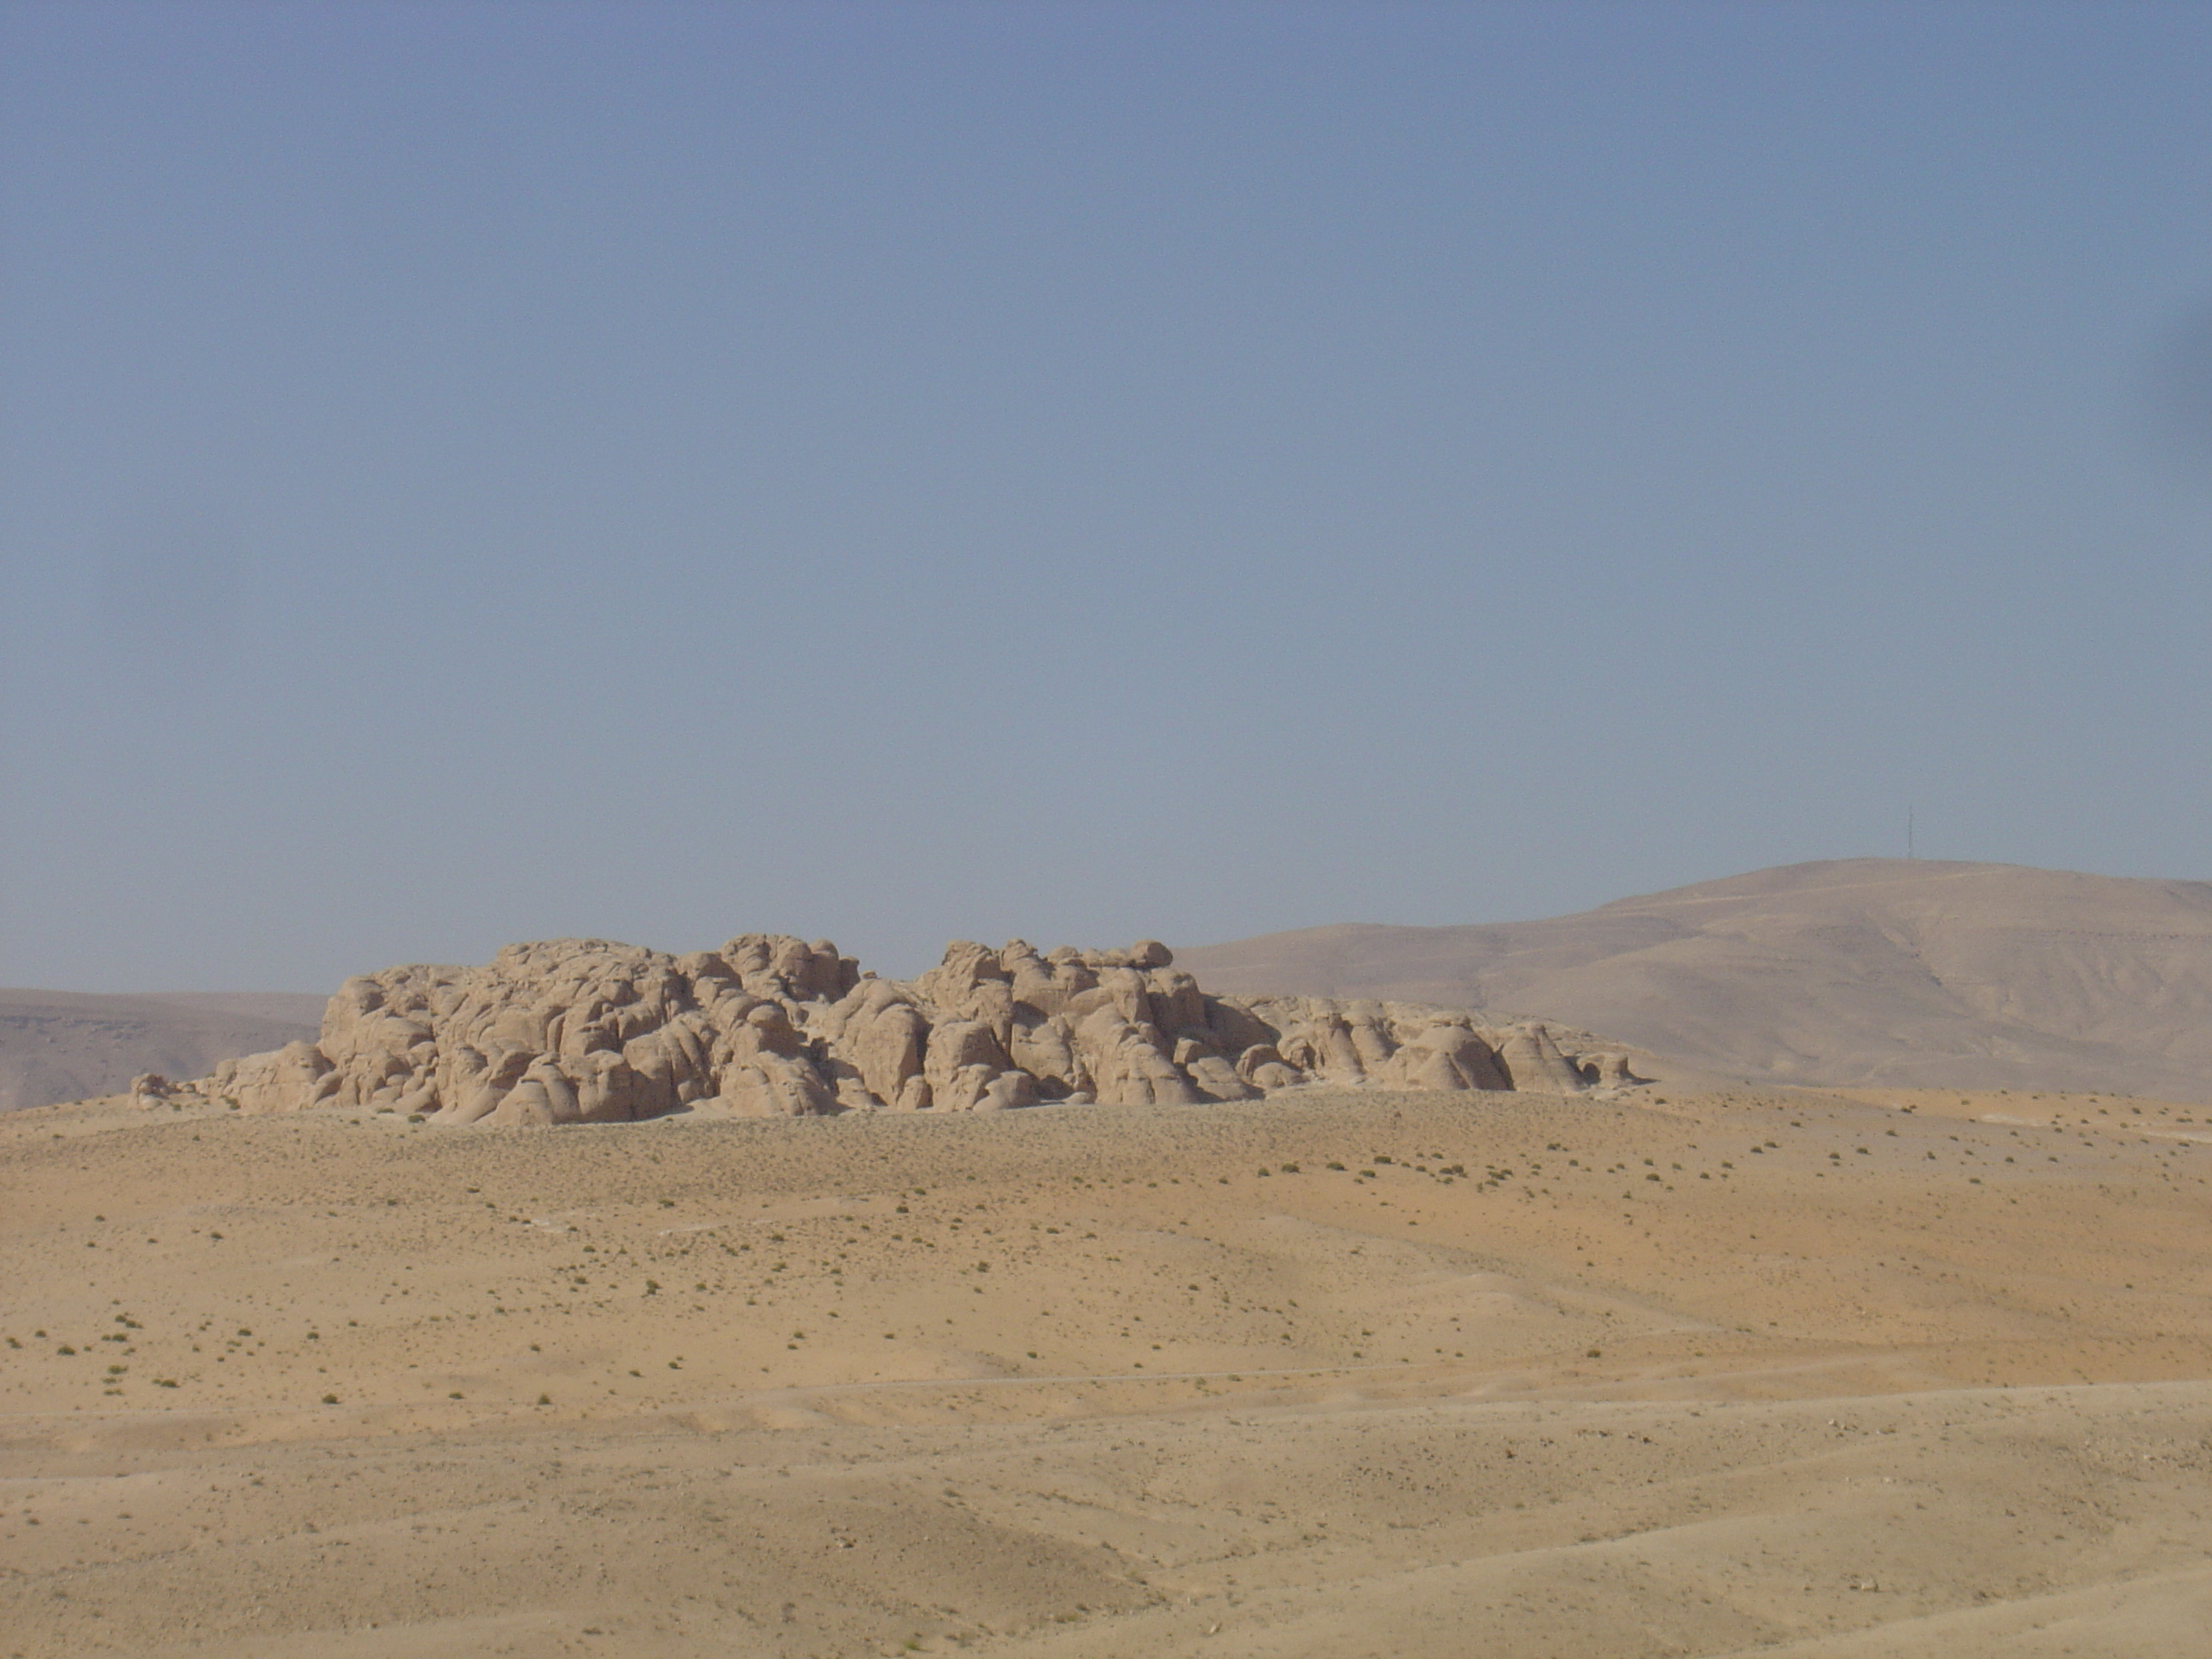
149;933;1637;1126
26;862;2212;1123
0;990;319;1115
1179;858;2212;1100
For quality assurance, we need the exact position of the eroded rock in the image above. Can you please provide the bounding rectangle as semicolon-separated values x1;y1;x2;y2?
177;934;1641;1122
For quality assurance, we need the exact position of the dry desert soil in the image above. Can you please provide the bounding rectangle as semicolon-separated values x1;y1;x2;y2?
3;1082;2210;1657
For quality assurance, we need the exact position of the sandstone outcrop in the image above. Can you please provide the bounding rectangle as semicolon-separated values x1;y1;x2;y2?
176;934;1639;1124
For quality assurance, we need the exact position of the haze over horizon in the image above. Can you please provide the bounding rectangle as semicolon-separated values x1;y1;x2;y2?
5;2;2211;992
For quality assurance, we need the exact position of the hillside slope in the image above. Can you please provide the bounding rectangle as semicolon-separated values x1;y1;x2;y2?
1179;859;2212;1097
0;990;321;1112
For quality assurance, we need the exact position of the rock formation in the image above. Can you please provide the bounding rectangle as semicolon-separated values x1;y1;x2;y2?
178;934;1638;1125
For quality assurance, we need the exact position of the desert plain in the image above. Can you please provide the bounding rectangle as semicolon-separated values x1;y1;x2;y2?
4;1076;2210;1657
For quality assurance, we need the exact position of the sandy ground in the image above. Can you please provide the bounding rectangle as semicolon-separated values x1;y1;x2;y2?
3;1082;2209;1657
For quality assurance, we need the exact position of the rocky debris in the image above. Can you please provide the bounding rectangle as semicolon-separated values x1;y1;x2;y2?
171;934;1642;1125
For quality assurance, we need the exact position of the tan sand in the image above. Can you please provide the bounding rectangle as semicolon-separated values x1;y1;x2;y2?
3;1083;2209;1656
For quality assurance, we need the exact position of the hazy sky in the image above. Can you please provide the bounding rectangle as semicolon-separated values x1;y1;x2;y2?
4;2;2210;991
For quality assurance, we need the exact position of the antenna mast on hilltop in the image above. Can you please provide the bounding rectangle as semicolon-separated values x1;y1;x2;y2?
1908;806;1915;859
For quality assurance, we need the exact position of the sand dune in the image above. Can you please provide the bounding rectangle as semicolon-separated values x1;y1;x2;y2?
0;990;322;1114
4;1077;2208;1656
1179;858;2212;1098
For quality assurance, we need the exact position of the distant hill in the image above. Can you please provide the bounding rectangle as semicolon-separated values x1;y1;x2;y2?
0;990;322;1112
1178;859;2212;1099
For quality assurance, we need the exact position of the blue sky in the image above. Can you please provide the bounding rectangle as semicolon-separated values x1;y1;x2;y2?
3;2;2210;989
